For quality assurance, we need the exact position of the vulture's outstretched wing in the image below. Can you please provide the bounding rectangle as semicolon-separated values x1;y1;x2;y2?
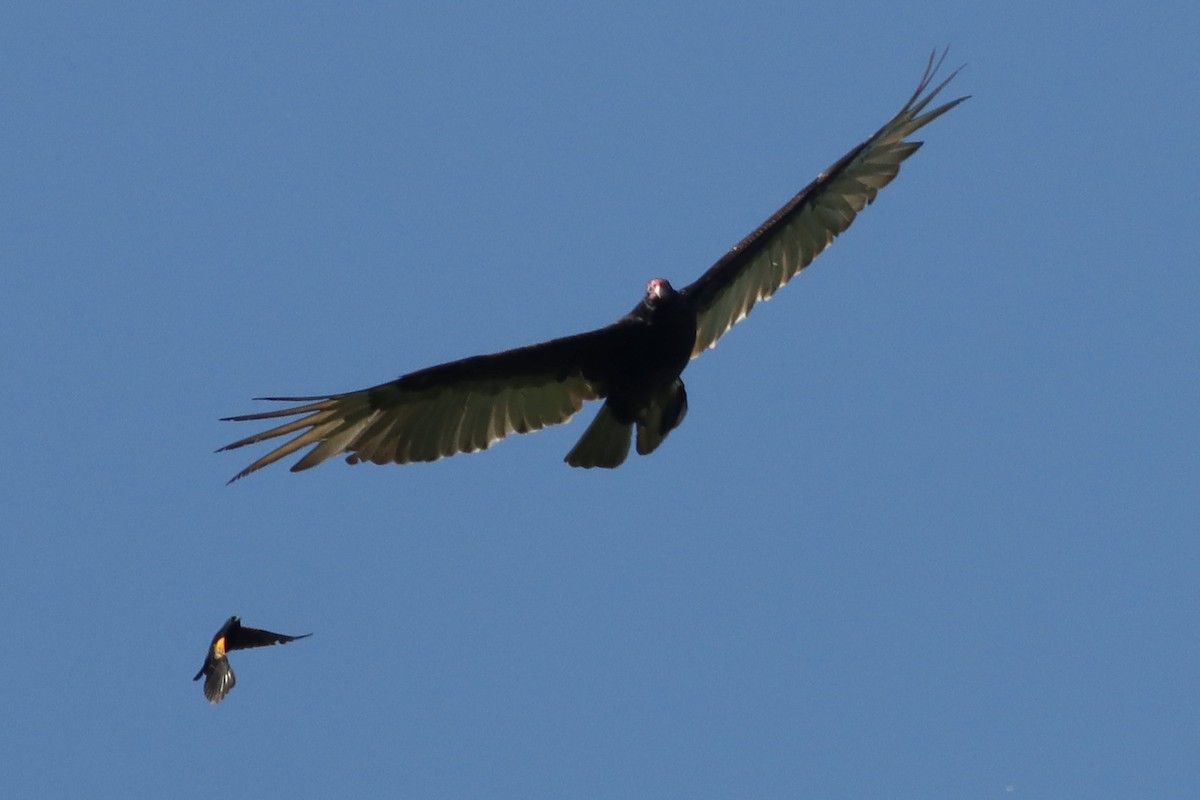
219;327;623;481
683;51;966;356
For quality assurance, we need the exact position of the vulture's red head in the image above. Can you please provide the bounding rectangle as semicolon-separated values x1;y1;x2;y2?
645;278;675;307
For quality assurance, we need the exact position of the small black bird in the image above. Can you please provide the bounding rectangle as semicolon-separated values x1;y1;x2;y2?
193;616;312;704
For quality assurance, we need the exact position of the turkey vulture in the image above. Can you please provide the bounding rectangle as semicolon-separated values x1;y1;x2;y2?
221;52;966;481
193;616;312;704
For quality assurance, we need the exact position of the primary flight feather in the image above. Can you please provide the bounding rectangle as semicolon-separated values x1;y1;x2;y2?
220;52;967;481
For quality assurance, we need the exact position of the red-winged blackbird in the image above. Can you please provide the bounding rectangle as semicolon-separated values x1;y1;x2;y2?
194;616;312;704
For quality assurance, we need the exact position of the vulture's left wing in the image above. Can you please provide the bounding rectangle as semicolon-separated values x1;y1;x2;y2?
682;51;967;356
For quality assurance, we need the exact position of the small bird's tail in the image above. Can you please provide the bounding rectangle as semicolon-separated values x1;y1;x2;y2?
203;661;236;704
565;404;631;468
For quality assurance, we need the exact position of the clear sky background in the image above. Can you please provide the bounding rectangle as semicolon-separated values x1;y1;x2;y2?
3;2;1197;798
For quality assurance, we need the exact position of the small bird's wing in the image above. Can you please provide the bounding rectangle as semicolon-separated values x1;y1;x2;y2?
682;51;967;356
220;325;627;481
226;626;313;651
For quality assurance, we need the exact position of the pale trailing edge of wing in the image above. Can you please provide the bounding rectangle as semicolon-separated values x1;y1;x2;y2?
684;50;967;357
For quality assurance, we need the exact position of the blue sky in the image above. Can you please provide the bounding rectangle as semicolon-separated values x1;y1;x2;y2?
3;2;1197;797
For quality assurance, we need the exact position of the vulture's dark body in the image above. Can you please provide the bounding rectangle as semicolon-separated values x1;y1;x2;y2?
585;288;697;425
